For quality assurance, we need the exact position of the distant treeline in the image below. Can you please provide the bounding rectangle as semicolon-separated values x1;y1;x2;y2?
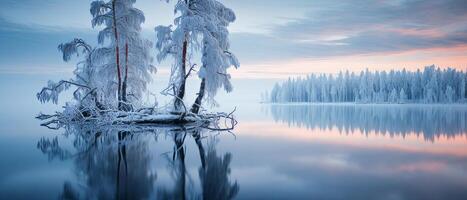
266;66;467;103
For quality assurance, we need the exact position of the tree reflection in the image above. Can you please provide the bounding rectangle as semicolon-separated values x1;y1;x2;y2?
157;128;188;200
269;104;467;141
37;125;238;200
198;136;239;200
157;128;239;200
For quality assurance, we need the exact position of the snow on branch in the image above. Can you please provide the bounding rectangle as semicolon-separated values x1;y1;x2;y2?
37;80;92;104
36;105;238;132
58;39;92;62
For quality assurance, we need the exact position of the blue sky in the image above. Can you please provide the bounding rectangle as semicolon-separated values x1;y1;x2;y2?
1;0;466;78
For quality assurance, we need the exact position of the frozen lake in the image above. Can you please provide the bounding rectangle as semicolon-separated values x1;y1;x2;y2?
0;75;466;199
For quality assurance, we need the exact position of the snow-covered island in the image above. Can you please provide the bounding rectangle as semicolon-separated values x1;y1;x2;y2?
36;0;239;130
266;66;467;104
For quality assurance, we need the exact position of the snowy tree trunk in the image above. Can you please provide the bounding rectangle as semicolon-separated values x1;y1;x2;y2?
191;78;206;114
121;42;132;111
92;90;105;110
174;0;194;111
112;0;123;110
175;39;188;110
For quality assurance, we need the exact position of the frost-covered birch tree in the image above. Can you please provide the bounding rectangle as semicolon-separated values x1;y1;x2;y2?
37;39;103;112
36;0;158;128
190;0;239;114
155;0;196;111
91;0;155;110
36;0;240;130
155;0;239;113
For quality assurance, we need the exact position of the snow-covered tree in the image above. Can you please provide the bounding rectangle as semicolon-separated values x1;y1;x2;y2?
460;78;466;101
268;66;467;104
388;88;398;103
191;0;239;113
399;88;407;103
155;0;196;111
37;38;99;108
36;0;239;130
36;0;162;129
155;0;239;113
91;0;155;110
445;85;455;103
330;86;338;102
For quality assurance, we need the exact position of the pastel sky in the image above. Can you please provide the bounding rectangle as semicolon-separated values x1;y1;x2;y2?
1;0;466;78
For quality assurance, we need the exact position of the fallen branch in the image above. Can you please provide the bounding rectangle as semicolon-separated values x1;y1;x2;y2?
36;107;238;131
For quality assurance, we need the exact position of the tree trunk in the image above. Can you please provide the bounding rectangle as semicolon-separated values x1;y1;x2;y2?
191;78;205;114
175;40;188;110
121;42;131;111
174;0;190;111
112;0;122;110
92;90;105;110
122;43;128;102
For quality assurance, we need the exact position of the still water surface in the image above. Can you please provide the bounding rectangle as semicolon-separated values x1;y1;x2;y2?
0;103;466;200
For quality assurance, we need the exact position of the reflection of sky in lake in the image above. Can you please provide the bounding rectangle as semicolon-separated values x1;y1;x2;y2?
0;76;467;199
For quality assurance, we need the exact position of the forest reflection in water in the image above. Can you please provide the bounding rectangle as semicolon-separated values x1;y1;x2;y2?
268;104;467;141
37;125;238;200
29;104;467;200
